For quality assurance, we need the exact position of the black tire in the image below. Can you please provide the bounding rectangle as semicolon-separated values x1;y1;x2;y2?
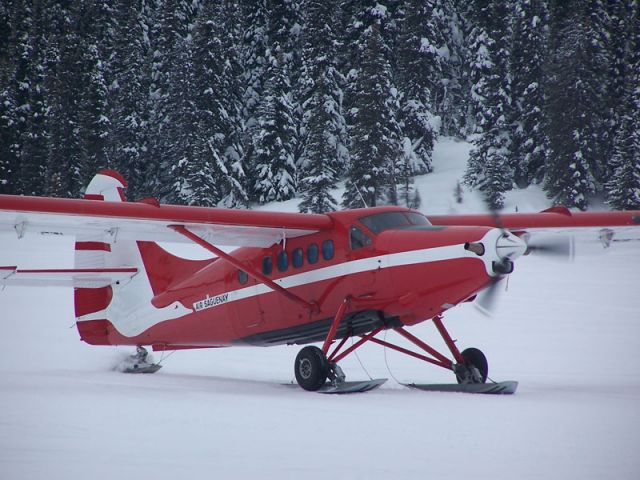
294;346;329;391
457;347;488;384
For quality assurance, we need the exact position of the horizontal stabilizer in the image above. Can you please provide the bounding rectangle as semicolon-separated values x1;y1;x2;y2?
0;266;137;288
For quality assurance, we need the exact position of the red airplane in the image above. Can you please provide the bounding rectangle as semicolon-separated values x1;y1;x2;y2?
1;170;639;394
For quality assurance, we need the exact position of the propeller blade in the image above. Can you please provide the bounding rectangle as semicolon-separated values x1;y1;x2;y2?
474;277;505;317
525;234;575;261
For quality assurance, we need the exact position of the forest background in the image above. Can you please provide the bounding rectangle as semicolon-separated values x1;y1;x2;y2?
1;0;639;213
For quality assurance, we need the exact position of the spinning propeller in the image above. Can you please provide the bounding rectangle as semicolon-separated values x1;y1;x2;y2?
474;196;574;316
523;232;575;261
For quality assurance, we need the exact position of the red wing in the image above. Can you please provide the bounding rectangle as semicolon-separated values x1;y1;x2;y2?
427;206;640;230
429;207;639;233
427;207;640;250
0;194;333;247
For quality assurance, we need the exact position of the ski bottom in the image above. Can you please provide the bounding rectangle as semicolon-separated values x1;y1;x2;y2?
122;363;162;374
404;380;518;395
318;378;388;394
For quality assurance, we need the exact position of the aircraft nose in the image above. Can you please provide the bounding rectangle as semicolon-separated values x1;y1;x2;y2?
496;231;528;259
493;231;527;274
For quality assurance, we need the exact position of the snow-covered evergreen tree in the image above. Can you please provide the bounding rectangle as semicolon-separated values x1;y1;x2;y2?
164;37;214;206
190;1;249;208
297;81;340;213
8;0;50;196
510;0;549;187
107;0;153;200
252;55;297;203
146;0;201;202
343;22;402;208
544;0;608;210
464;0;513;210
606;1;640;210
297;0;346;213
606;104;640;210
75;1;113;189
248;0;303;204
0;0;17;193
431;0;468;137
396;0;438;175
44;2;87;198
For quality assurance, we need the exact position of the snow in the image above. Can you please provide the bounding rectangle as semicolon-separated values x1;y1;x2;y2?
1;137;640;479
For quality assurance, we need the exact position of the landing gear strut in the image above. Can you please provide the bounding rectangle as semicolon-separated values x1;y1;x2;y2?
292;303;517;394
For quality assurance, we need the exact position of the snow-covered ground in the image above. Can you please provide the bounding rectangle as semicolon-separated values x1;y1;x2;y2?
1;138;639;479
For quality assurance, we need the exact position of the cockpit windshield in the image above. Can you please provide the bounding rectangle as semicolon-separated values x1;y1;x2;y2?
359;211;431;234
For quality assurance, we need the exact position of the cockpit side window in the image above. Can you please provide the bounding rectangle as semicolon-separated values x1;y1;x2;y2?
360;211;431;234
350;225;372;250
405;212;431;226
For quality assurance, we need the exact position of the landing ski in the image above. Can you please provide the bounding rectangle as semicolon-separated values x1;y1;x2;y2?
118;346;162;374
122;363;162;374
318;378;387;394
405;380;518;395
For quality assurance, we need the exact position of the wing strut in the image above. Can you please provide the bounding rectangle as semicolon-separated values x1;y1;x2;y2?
169;225;318;312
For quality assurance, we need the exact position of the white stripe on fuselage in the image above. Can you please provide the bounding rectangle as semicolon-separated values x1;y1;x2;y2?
192;243;483;312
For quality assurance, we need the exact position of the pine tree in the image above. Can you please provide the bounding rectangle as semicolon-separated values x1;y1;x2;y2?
603;0;637;184
0;0;17;193
239;0;269;199
510;0;549;187
396;0;438;175
164;37;212;206
211;2;250;208
464;0;513;210
298;77;340;213
606;1;640;210
8;0;50;196
248;0;304;203
45;2;85;197
190;1;249;208
606;104;640;210
268;0;304;168
343;22;402;208
75;1;113;189
146;0;201;202
252;55;297;203
297;0;346;213
544;0;608;210
108;0;153;200
434;1;468;137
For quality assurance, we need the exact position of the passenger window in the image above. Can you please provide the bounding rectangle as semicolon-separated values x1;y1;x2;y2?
238;270;248;284
322;239;334;260
277;250;288;272
307;244;319;264
262;256;273;275
292;248;304;268
350;226;372;250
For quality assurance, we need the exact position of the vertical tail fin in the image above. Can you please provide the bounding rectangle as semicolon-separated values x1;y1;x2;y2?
73;170;206;346
74;170;128;344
